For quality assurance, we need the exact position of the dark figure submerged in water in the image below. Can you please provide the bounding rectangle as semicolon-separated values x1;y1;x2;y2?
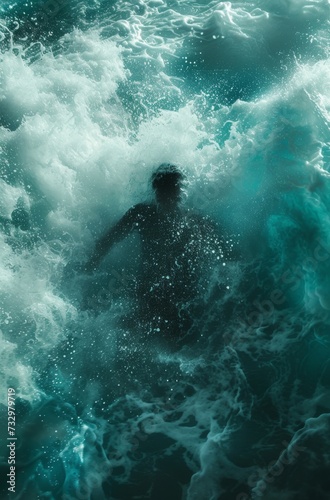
0;208;30;234
84;164;222;337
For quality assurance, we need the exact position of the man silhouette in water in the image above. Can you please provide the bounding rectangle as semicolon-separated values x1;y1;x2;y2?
84;164;222;337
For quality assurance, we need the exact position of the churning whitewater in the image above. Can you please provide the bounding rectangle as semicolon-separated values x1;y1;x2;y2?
0;0;330;499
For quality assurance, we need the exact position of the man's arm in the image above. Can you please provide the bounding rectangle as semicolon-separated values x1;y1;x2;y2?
84;205;140;272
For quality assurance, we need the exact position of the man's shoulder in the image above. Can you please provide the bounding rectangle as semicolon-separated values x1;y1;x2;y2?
185;209;222;235
129;203;156;217
184;208;214;224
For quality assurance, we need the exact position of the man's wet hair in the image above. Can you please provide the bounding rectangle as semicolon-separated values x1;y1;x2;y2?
11;208;30;231
151;164;185;192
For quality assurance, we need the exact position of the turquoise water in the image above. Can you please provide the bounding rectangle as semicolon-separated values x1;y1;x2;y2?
0;1;330;499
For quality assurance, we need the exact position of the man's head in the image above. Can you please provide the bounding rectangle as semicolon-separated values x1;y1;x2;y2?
151;164;185;208
11;208;30;231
